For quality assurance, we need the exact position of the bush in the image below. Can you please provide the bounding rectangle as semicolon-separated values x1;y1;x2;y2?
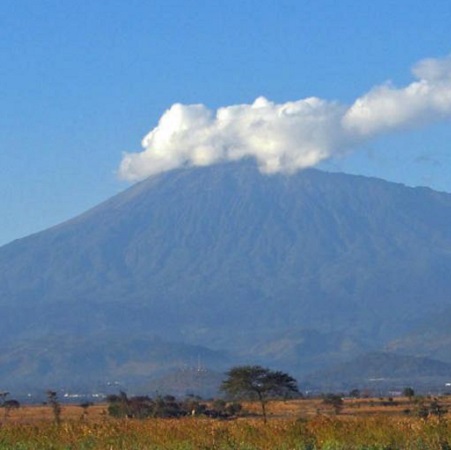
225;401;242;416
322;393;344;414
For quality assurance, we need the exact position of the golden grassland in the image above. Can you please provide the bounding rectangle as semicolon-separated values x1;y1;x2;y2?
1;397;451;449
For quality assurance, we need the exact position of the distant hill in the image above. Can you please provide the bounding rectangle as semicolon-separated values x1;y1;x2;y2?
0;334;231;393
141;368;225;399
386;307;451;363
1;161;451;391
305;352;451;392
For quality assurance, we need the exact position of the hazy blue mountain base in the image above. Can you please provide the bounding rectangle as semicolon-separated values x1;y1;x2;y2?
1;161;451;395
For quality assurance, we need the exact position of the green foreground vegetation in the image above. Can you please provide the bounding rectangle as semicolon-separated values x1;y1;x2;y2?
1;415;451;449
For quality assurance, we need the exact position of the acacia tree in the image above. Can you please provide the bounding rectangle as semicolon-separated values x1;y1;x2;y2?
220;365;299;422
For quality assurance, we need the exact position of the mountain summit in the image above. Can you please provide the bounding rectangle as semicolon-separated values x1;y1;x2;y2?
1;162;451;391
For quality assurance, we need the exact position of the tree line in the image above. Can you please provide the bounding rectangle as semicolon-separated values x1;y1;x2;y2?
107;365;299;422
2;366;443;423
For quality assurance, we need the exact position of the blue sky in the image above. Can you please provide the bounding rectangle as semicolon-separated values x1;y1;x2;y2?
1;0;451;246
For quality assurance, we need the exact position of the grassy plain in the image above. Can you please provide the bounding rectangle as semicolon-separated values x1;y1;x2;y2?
1;397;451;449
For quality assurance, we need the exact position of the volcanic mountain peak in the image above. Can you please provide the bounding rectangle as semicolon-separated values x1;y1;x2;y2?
1;161;451;391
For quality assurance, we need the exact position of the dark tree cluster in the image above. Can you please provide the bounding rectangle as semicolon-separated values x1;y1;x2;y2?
106;365;299;422
106;391;241;419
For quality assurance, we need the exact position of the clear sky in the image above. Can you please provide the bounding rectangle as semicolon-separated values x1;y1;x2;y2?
1;0;451;246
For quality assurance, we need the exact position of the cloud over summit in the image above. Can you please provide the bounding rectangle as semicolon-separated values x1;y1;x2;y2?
119;55;451;181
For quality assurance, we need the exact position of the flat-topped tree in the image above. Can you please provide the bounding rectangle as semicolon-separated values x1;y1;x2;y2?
220;365;299;422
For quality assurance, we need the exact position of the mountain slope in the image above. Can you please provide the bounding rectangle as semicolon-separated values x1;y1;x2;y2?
305;352;451;391
0;335;231;392
1;161;451;389
386;307;451;363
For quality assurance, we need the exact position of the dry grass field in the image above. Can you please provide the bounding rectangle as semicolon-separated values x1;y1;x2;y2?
1;396;451;449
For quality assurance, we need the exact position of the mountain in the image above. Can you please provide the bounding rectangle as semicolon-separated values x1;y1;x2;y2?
1;161;451;392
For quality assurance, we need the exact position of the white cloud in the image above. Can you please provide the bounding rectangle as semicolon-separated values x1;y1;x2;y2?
119;55;451;181
343;57;451;136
